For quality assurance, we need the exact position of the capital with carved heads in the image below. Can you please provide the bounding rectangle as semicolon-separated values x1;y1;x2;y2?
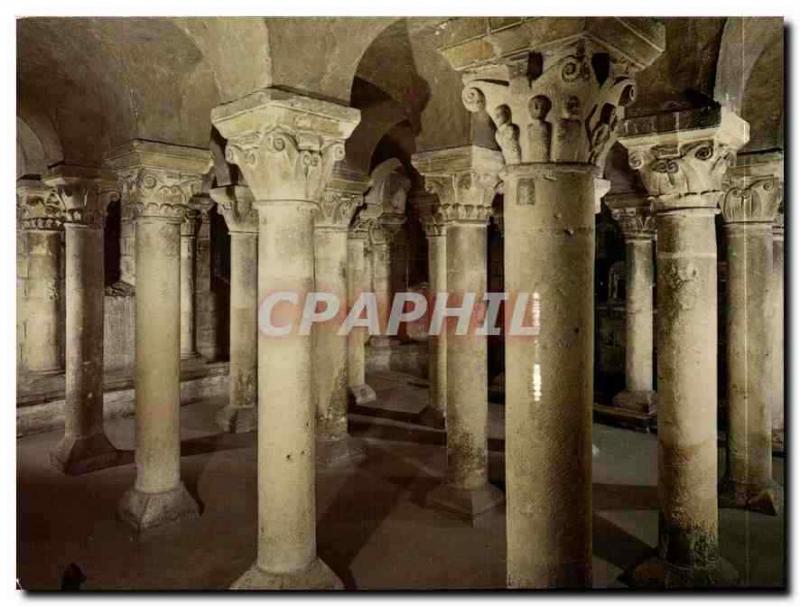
17;179;63;231
43;164;120;229
721;150;783;225
411;145;503;226
618;106;749;213
606;193;655;241
104;140;211;224
211;185;258;234
210;88;360;209
437;18;665;168
317;163;370;232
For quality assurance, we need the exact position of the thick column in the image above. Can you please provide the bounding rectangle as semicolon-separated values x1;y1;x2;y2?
17;180;64;377
771;212;784;451
719;151;782;516
44;166;121;474
368;235;394;366
346;228;376;404
619;107;747;587
608;196;656;413
106;140;210;531
412;146;505;520
416;194;447;428
444;17;665;587
211;185;259;433
213;88;359;589
180;208;201;361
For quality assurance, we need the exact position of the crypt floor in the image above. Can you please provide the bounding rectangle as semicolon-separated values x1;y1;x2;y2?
17;371;785;590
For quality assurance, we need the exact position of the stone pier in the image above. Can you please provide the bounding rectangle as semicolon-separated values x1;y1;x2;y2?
180;206;201;361
719;150;782;516
346;223;376;405
213;88;359;589
412;146;505;520
619;106;747;587
44;165;121;474
211;185;259;433
771;208;785;452
106;140;210;531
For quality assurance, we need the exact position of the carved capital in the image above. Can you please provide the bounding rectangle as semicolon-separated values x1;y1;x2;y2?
721;149;783;224
618;106;749;213
606;193;655;240
411;146;503;225
43;164;119;228
413;192;448;237
17;179;63;231
105;140;211;224
211;88;360;205
317;163;369;230
210;185;258;234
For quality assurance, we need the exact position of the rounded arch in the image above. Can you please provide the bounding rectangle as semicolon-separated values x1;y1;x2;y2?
16;112;63;178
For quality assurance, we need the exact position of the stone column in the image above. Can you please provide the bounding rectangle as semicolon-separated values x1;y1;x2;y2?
771;209;784;451
211;185;259;433
180;207;201;361
194;195;221;362
118;183;137;287
44;166;121;474
415;193;447;428
607;195;656;414
346;224;376;405
213;88;359;589
619;106;748;587
17;180;64;377
443;17;665;587
718;151;782;515
412;146;505;520
105;140;211;531
314;165;367;451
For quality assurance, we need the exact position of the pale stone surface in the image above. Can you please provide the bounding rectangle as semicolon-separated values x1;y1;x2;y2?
412;145;505;520
43;165;121;474
213;88;359;589
346;229;375;405
771;213;784;451
718;150;782;515
619;105;748;587
211;185;258;433
105;139;211;530
608;194;656;414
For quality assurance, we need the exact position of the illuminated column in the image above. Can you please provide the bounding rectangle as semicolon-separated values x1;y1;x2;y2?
180;207;201;361
619;106;748;587
412;146;505;520
213;88;359;589
106;140;211;531
346;221;376;405
771;208;784;450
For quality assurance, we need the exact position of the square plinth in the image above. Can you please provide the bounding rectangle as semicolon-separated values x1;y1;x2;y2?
118;483;200;532
426;482;505;521
50;433;120;475
230;558;344;590
216;405;257;434
621;554;740;589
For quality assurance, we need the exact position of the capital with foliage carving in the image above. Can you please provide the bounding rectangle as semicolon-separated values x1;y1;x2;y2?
17;178;63;231
413;192;448;238
210;185;258;234
44;164;119;228
317;163;369;231
606;193;655;240
720;149;783;225
211;88;360;207
411;146;503;225
618;106;749;213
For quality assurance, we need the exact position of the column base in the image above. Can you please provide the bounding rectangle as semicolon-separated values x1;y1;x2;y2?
612;390;657;414
426;482;504;521
230;558;343;590
50;433;120;475
621;554;739;589
349;383;376;406
368;339;391;371
772;430;785;454
216;404;257;434
418;406;446;429
180;353;205;368
118;483;200;532
719;479;780;516
316;437;366;468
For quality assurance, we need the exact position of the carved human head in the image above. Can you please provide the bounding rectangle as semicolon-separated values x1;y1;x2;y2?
493;104;512;127
529;95;552;120
564;96;581;119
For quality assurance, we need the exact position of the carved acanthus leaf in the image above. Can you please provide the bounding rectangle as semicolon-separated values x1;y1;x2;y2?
721;176;782;224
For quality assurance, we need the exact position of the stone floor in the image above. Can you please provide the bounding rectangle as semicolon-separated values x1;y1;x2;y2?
17;370;785;590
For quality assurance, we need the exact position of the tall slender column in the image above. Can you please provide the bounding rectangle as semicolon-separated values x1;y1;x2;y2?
619;106;748;587
771;210;784;451
106;140;211;531
213;88;359;589
211;185;259;433
444;17;665;587
44;166;121;474
719;151;782;516
17;180;64;377
412;146;505;520
180;207;201;361
194;195;221;362
607;195;656;413
118;184;137;287
346;224;376;404
314;165;367;448
416;194;447;429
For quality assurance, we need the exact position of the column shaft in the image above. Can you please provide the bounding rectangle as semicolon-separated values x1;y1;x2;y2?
771;231;784;448
180;228;198;359
426;233;447;424
346;236;369;394
504;165;594;588
626;238;654;392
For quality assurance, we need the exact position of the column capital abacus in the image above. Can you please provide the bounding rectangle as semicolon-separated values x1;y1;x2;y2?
411;145;503;226
618;106;750;214
17;178;63;231
606;192;655;240
210;88;360;207
105;140;211;224
720;149;783;225
437;18;665;168
317;163;369;231
43;164;120;228
210;185;259;234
